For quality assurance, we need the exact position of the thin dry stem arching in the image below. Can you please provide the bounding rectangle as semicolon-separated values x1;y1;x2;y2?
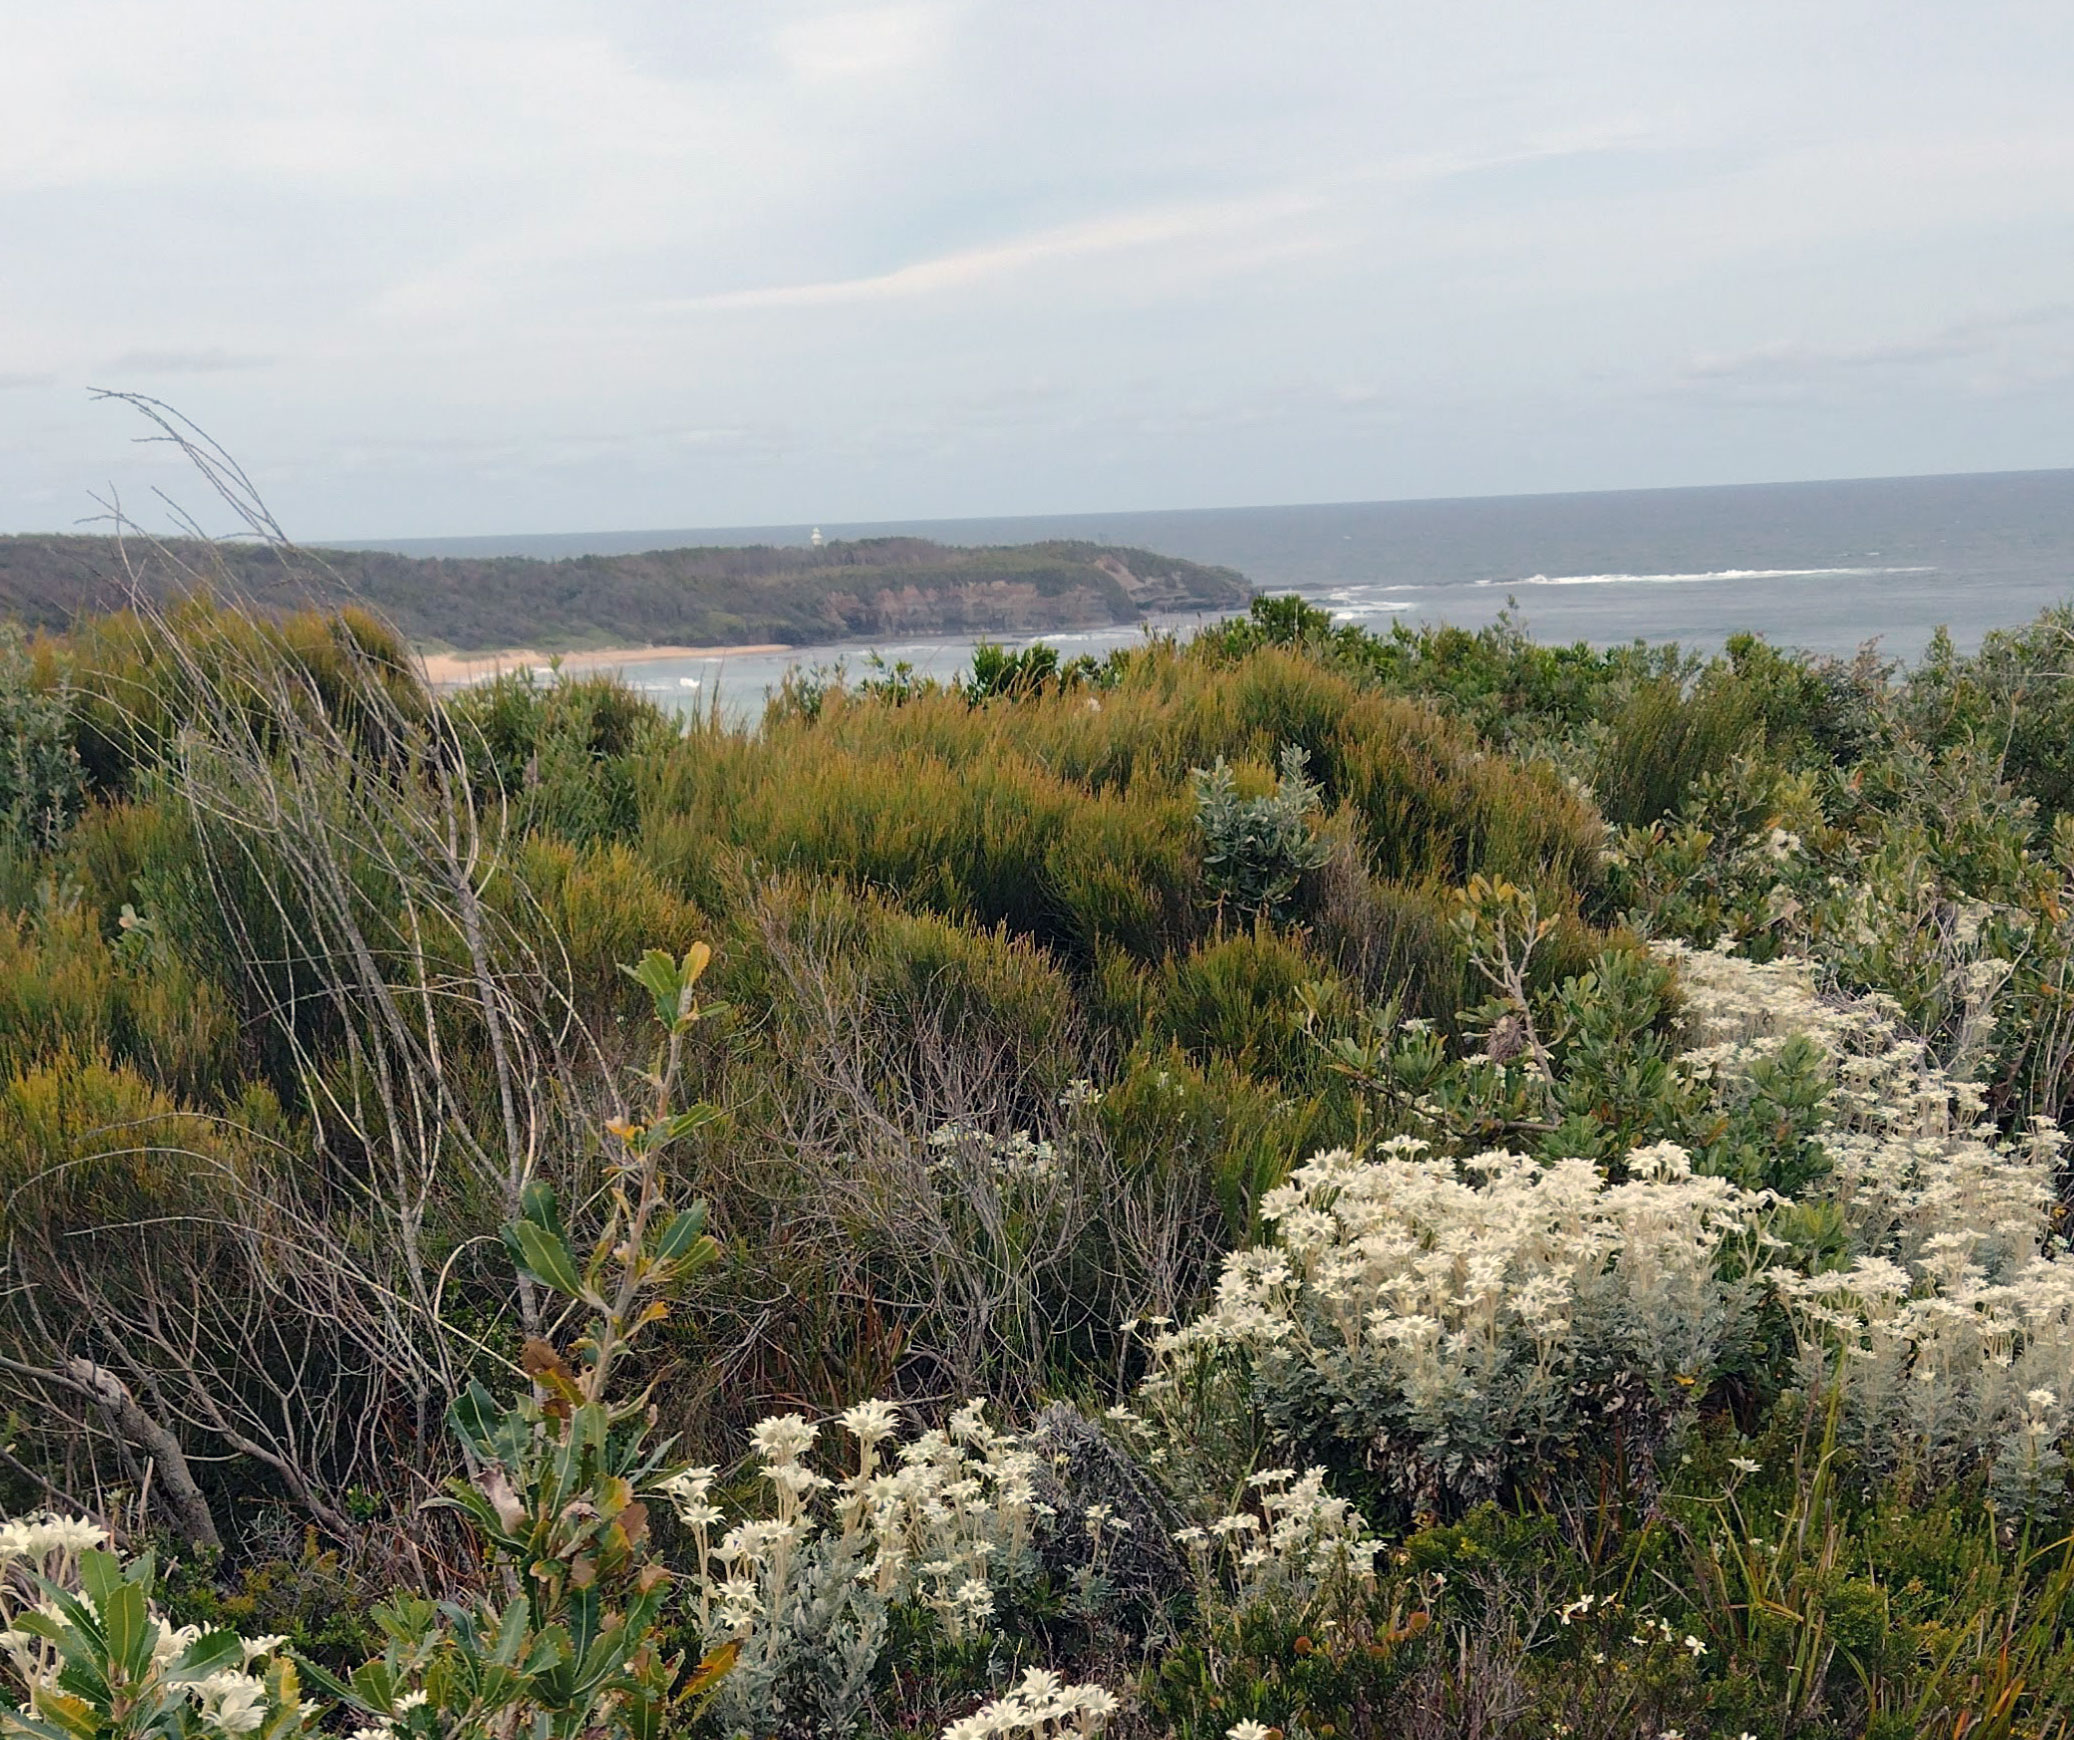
0;409;637;1562
685;890;1219;1431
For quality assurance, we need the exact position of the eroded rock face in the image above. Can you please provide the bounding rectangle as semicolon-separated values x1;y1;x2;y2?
1025;1401;1186;1601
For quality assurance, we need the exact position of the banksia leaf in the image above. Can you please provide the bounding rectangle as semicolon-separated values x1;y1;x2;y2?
506;1219;587;1301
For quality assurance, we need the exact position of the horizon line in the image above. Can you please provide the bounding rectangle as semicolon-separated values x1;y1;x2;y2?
303;460;2074;554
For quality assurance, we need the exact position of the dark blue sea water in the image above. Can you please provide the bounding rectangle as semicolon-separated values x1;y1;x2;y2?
355;468;2074;714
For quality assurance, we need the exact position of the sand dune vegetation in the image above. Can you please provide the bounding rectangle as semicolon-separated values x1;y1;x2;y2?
8;585;2074;1738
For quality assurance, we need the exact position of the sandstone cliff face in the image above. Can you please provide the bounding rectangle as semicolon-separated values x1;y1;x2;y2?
819;580;1112;635
813;551;1242;638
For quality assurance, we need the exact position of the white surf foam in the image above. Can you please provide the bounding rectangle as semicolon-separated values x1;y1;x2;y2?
1475;565;1937;589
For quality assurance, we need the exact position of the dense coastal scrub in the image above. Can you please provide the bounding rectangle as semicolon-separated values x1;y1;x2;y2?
7;587;2074;1737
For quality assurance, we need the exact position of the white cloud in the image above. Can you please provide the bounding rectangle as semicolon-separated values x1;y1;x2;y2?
667;189;1325;311
1678;306;2074;401
772;4;953;83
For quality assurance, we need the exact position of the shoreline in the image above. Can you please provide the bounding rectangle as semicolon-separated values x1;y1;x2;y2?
417;641;793;686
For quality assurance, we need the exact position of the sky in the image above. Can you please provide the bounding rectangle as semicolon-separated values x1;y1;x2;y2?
4;1;2074;541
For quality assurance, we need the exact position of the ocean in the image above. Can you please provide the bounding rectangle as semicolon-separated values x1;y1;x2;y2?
359;467;2074;717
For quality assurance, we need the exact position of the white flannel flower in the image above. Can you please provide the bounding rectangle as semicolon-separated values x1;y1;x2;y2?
838;1399;901;1445
193;1671;268;1735
748;1414;817;1464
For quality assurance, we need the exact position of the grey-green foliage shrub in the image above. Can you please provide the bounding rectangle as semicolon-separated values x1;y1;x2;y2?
705;1525;887;1740
1191;745;1330;918
1606;640;2074;1122
1147;1138;1763;1518
1318;928;1835;1199
0;629;80;851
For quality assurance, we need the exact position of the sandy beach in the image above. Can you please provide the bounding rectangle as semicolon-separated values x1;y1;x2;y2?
417;642;792;686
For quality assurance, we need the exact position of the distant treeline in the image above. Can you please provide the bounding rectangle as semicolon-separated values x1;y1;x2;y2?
0;532;1252;651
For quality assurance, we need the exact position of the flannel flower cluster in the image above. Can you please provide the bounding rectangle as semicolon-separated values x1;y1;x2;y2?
663;1398;1120;1737
1153;1133;1762;1502
1173;1466;1382;1607
939;1668;1118;1739
1671;942;2074;1499
667;1398;1045;1650
1;1511;300;1740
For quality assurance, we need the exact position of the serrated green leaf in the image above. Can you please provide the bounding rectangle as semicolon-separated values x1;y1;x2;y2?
21;1692;96;1740
447;1381;504;1456
350;1660;396;1711
0;1708;81;1740
102;1582;149;1683
289;1650;358;1709
519;1179;569;1246
258;1658;304;1740
491;1596;532;1667
76;1549;122;1610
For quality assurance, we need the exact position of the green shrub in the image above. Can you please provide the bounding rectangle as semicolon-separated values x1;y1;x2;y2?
64;598;421;797
450;668;670;844
502;836;705;1027
1157;927;1334;1089
0;1047;258;1232
1590;668;1764;828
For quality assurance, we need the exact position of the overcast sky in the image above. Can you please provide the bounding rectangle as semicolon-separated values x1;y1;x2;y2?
4;2;2074;540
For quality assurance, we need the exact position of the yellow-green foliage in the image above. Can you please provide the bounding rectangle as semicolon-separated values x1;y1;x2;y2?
1157;927;1331;1086
504;836;707;1025
1589;668;1766;827
1100;1043;1328;1241
448;669;666;844
643;725;1194;961
58;596;421;795
723;875;1086;1095
640;641;1606;975
0;900;237;1105
0;1047;266;1233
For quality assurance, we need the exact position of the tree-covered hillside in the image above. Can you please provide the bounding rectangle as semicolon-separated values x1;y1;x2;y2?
0;533;1252;651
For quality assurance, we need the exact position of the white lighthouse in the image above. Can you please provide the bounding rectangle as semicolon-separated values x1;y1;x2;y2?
809;526;824;548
